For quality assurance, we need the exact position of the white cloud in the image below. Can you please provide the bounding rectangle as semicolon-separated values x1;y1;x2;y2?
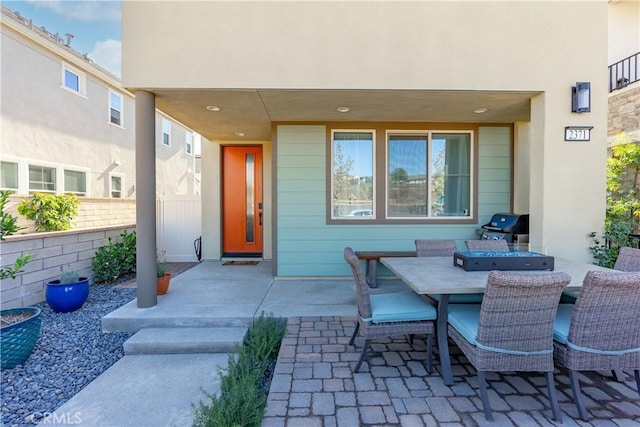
88;38;121;77
29;1;120;23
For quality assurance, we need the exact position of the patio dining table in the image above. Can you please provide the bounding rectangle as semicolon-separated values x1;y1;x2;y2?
380;255;612;385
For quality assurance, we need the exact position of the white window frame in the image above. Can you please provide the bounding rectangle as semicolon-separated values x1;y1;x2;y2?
110;174;123;198
28;164;57;193
61;62;86;96
329;129;376;221
0;161;19;192
185;131;193;155
162;119;171;146
64;169;87;196
109;90;124;127
385;130;474;220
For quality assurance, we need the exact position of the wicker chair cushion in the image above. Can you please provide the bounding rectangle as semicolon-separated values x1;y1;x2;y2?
429;293;484;303
553;304;574;344
449;303;553;356
367;291;436;323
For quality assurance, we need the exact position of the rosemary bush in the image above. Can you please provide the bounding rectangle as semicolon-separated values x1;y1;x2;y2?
193;313;286;427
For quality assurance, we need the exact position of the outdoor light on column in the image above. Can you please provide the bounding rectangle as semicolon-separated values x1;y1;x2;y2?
571;82;591;113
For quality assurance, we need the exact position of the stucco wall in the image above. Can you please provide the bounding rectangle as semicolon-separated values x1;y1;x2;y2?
1;14;200;198
608;0;640;65
0;225;135;310
123;1;608;263
608;83;640;143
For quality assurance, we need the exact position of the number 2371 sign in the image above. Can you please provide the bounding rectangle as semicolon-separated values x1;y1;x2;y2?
565;126;593;141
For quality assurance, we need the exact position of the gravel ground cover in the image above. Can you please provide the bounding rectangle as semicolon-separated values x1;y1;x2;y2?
1;284;136;426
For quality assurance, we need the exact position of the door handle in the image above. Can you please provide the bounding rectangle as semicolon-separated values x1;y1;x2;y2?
259;212;263;226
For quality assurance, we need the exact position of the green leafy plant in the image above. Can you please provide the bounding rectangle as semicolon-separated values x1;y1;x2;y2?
17;192;80;232
92;230;137;284
156;261;167;277
588;133;640;266
0;253;33;280
193;313;286;427
59;270;81;284
0;190;32;280
1;190;25;239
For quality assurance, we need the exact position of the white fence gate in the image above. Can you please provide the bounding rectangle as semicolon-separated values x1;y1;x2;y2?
156;195;202;262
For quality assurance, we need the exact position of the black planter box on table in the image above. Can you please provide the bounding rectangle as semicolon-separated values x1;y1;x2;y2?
453;251;555;271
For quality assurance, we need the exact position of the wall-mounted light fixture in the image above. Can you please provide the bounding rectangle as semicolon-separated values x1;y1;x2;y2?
571;82;591;113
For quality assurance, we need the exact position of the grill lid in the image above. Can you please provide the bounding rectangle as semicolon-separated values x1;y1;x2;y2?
482;213;529;234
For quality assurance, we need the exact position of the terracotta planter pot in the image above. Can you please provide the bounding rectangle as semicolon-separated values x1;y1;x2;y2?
157;273;172;295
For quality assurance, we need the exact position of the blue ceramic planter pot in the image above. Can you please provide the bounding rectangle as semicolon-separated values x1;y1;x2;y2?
1;307;42;370
45;278;90;313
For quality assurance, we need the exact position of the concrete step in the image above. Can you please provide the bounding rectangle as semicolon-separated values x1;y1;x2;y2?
123;327;247;355
102;309;254;333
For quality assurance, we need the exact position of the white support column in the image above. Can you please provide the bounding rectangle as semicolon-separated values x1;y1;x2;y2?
135;90;157;308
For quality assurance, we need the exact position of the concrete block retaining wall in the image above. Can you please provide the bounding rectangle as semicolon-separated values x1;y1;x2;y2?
0;224;136;310
4;195;136;234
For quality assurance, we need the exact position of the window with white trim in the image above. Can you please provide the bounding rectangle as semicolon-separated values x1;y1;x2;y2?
29;165;56;192
62;62;86;96
387;131;471;218
331;131;375;219
109;90;123;126
1;161;19;192
162;119;171;146
110;175;122;198
185;131;193;155
64;170;86;196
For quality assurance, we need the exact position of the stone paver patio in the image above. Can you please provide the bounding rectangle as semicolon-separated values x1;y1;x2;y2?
262;316;640;427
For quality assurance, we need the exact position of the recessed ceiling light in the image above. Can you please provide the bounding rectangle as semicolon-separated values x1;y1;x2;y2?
337;106;350;113
234;132;245;137
474;107;488;114
206;105;221;111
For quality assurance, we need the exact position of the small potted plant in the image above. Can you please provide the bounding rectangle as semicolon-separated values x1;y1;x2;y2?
156;260;171;295
45;270;90;313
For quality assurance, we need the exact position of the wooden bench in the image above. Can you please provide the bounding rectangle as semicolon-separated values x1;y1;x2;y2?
355;251;416;288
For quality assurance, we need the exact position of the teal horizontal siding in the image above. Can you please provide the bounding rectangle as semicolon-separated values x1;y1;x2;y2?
275;125;512;277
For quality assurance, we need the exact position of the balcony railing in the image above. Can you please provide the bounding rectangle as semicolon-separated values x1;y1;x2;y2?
609;51;640;92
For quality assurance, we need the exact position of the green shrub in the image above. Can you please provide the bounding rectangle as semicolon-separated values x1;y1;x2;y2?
92;230;136;284
17;192;80;232
0;190;32;280
1;190;25;239
60;270;80;284
193;313;286;427
0;253;33;280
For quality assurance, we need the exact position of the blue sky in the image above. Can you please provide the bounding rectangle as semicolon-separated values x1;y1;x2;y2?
4;0;122;76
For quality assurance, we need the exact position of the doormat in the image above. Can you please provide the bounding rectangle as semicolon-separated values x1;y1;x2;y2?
223;261;260;266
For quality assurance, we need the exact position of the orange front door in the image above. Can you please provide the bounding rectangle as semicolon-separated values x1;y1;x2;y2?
222;146;263;257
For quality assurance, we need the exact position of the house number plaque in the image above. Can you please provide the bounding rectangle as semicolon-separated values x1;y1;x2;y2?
564;126;593;141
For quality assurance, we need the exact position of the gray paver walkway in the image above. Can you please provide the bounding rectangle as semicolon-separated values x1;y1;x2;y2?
262;316;640;427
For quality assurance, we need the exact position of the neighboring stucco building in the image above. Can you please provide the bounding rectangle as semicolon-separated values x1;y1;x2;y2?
0;6;203;209
122;1;613;292
607;0;640;144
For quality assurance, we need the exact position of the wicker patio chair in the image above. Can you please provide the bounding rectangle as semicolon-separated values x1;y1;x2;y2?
415;239;457;257
344;247;436;373
415;239;483;304
465;239;510;252
553;271;640;420
561;246;640;303
447;270;571;422
613;246;640;271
